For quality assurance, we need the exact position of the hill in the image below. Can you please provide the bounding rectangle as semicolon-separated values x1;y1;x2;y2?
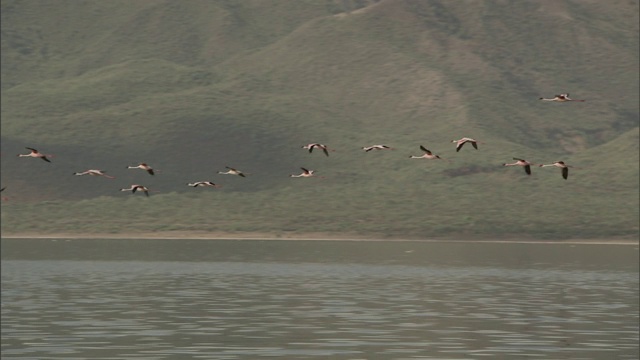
1;0;638;239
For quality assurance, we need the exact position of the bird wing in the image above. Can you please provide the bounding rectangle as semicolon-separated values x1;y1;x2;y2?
419;145;432;154
26;147;38;152
471;142;478;150
562;167;568;180
524;165;531;175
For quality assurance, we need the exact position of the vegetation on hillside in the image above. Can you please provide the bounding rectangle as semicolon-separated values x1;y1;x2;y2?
1;0;638;239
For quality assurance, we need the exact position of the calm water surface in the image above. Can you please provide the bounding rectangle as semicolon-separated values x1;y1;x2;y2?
1;239;638;359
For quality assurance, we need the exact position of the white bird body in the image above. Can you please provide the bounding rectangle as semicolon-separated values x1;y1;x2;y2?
362;145;394;152
218;166;246;177
74;169;115;179
290;167;318;178
539;161;571;179
187;181;221;188
127;163;154;175
539;93;585;102
409;145;444;160
503;158;536;175
18;147;52;162
451;138;481;152
302;143;331;156
120;184;150;196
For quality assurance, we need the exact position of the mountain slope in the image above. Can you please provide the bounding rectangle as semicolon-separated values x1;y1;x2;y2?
1;0;637;239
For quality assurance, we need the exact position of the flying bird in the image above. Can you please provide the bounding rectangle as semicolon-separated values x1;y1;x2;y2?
290;167;319;178
409;145;444;160
362;145;394;152
451;138;482;152
302;143;331;156
127;163;154;175
73;169;115;179
187;181;222;188
18;147;52;162
218;166;246;177
503;158;536;175
539;93;585;102
119;184;150;197
539;161;572;180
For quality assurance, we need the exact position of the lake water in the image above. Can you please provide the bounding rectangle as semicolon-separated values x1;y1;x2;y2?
1;238;638;359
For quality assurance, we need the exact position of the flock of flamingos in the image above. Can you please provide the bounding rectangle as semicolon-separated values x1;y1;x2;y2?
4;93;583;197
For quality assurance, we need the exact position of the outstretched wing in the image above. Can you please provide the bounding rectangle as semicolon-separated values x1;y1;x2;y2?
419;145;432;155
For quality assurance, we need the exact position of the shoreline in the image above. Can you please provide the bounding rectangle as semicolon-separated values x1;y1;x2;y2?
1;232;638;245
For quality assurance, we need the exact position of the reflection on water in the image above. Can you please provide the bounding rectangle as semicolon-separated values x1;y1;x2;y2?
1;239;638;359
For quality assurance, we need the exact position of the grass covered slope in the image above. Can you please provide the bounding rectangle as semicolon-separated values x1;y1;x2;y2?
1;0;638;239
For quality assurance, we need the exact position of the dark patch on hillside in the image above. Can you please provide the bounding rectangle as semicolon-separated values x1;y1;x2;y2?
442;164;498;177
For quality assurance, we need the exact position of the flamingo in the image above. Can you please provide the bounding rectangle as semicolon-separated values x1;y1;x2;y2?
451;138;482;152
503;158;536;175
290;167;319;178
539;161;572;180
362;145;394;152
127;163;154;175
302;143;331;156
539;93;585;102
187;181;222;188
18;147;52;162
218;166;246;177
73;169;115;179
409;145;444;160
119;184;150;197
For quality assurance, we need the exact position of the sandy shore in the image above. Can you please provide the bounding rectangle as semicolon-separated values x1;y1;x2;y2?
1;231;638;245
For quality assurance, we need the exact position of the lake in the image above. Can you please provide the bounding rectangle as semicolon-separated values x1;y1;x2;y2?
1;238;638;359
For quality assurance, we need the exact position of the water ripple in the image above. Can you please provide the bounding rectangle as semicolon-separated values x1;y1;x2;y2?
1;240;638;359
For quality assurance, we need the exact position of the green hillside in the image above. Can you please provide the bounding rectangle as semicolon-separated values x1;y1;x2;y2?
1;0;638;239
